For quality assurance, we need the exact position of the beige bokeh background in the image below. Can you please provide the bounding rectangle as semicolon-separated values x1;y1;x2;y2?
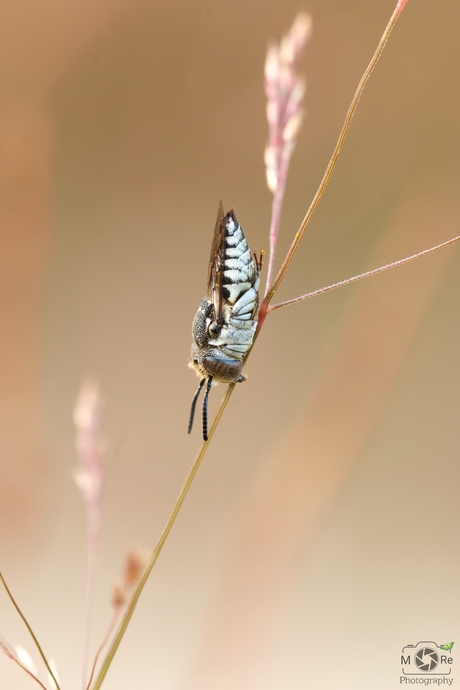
1;0;459;688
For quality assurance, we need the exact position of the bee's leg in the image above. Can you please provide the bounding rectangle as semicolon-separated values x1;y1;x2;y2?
188;377;206;435
253;248;264;272
202;377;213;441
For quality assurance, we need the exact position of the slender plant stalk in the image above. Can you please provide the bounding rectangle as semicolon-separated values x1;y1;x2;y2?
91;384;236;690
263;0;407;306
82;537;99;690
0;573;61;690
269;233;460;312
91;3;414;686
86;609;120;690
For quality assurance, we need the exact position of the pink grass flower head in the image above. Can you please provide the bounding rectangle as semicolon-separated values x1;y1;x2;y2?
264;13;312;292
122;547;149;588
111;581;126;611
111;548;150;611
73;382;105;547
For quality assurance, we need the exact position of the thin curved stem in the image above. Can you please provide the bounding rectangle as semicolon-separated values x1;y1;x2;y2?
0;573;61;690
82;525;99;690
263;1;406;307
91;383;236;690
86;608;120;690
269;233;460;312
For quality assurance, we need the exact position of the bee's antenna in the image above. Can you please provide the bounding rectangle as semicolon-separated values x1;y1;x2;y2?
188;378;206;434
202;377;213;441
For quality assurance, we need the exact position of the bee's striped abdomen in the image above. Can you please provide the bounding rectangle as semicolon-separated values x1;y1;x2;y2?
222;214;257;305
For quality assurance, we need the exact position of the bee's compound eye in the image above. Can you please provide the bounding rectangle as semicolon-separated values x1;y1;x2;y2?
208;322;220;337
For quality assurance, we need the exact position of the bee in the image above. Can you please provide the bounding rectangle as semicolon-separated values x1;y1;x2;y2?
188;202;262;440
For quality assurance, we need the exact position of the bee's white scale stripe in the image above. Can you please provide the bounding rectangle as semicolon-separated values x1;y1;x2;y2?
231;288;257;315
223;217;256;305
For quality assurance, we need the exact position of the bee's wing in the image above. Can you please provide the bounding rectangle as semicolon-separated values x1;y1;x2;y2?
207;200;226;328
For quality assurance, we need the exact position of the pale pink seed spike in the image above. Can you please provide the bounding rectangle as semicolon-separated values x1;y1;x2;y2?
74;381;104;532
74;382;106;690
264;13;312;294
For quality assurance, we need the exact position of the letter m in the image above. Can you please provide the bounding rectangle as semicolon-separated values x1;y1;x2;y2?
401;655;411;665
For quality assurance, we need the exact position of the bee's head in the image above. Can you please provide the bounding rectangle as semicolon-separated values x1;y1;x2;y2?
189;346;245;383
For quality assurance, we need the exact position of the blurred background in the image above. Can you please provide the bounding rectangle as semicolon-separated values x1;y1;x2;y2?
0;0;459;688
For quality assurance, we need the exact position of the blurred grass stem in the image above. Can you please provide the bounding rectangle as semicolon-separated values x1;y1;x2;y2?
0;572;61;690
85;608;120;690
